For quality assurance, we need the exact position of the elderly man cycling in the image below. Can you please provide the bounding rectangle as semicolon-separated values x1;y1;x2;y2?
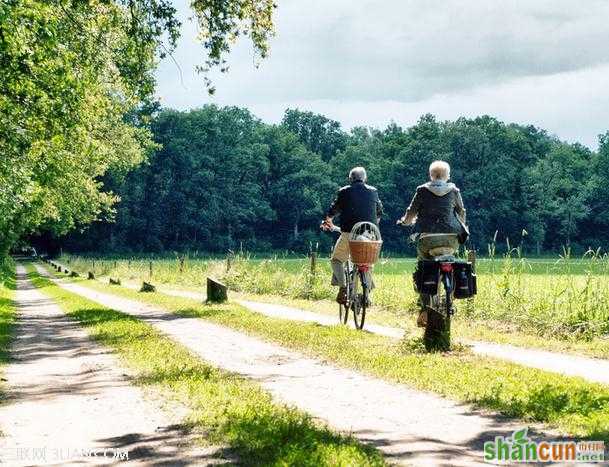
398;160;468;325
322;167;383;304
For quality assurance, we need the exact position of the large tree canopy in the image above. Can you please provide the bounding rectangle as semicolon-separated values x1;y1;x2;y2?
0;0;276;254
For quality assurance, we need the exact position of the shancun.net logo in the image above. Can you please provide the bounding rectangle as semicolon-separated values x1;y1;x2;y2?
484;428;605;463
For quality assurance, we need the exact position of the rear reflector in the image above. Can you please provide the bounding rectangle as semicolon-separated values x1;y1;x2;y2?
440;263;453;272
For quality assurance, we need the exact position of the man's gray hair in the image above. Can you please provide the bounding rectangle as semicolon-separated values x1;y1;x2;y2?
349;166;367;182
429;160;450;181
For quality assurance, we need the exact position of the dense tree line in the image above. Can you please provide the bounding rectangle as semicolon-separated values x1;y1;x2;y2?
57;105;609;256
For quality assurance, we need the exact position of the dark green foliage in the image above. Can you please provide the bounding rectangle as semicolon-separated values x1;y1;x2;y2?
58;107;609;255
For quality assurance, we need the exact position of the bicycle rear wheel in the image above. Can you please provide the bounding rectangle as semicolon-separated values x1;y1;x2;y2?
423;274;451;351
353;270;367;330
338;266;351;324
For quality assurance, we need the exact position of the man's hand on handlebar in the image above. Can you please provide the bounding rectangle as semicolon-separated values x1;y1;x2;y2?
320;217;335;231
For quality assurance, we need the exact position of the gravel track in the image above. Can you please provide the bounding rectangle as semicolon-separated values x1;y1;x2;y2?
0;265;229;466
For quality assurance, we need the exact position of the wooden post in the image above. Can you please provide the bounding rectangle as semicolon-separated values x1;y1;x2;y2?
206;277;227;303
226;253;232;272
149;261;153;280
310;242;318;278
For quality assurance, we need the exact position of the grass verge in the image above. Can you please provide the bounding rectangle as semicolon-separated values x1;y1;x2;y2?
28;266;384;466
0;257;16;398
59;266;609;442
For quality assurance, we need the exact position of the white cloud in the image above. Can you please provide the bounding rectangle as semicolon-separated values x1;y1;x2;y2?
155;0;609;149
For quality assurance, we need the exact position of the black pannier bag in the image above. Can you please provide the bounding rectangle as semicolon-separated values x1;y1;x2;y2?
453;261;477;299
413;260;441;295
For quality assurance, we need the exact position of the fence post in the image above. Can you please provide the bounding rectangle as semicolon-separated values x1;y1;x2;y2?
310;242;318;278
149;260;153;280
226;252;232;272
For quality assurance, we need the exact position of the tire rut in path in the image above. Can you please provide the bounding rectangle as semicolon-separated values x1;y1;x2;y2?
36;263;540;467
0;265;228;466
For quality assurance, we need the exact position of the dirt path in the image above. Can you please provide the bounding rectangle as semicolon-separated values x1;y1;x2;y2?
0;265;227;466
36;264;544;466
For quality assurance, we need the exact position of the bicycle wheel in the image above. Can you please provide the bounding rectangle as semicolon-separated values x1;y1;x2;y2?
338;265;351;324
353;270;367;330
423;274;451;351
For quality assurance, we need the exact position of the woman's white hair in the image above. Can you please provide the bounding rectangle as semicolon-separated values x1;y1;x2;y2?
429;160;450;181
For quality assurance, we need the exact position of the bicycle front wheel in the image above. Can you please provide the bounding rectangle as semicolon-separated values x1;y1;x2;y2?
353;270;367;330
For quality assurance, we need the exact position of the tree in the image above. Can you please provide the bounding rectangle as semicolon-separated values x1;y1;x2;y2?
523;144;594;250
0;0;277;255
260;125;334;245
282;109;348;162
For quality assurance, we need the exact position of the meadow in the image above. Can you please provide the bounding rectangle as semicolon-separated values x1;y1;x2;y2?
60;249;609;341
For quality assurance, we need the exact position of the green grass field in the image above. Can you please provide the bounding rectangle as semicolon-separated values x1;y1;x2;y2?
61;250;609;341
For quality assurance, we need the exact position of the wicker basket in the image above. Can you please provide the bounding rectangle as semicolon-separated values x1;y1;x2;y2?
348;222;383;265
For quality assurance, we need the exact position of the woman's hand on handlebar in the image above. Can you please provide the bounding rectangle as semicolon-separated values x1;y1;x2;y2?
396;216;407;226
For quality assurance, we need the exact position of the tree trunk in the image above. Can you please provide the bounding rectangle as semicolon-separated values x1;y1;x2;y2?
293;222;299;240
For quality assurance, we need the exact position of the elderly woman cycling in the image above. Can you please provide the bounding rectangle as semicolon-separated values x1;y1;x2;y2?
397;160;468;325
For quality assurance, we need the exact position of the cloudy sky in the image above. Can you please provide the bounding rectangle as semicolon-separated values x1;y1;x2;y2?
155;0;609;149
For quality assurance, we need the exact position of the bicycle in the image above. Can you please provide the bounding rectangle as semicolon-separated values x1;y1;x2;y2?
398;223;476;351
323;223;371;330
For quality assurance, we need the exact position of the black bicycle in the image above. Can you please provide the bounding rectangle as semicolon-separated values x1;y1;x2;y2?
324;224;370;330
398;223;476;351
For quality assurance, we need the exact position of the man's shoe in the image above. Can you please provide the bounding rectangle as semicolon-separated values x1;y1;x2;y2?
417;309;428;328
336;287;347;304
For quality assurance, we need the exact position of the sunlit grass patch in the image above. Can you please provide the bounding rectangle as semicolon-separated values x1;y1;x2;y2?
0;257;16;411
29;267;384;466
